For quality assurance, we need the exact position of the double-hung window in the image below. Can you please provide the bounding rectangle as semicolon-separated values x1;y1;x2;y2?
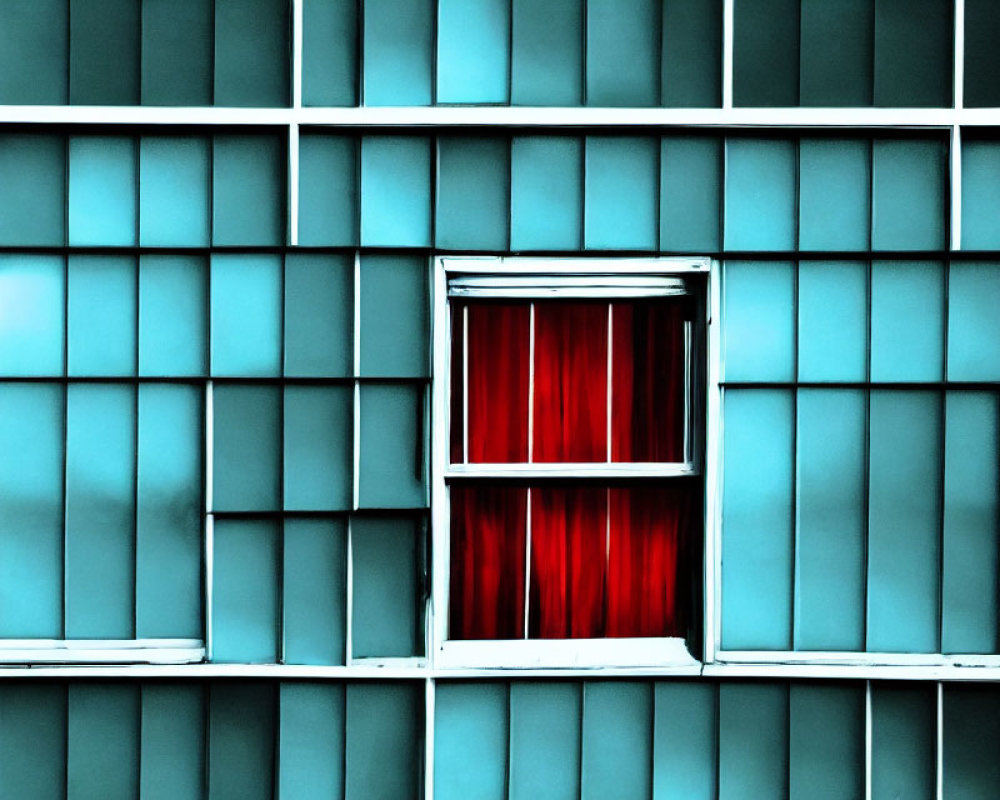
433;257;707;669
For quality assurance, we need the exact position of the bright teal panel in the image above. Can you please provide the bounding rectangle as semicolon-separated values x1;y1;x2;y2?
874;0;952;107
211;254;282;377
511;135;582;249
284;253;352;377
798;139;870;251
68;136;136;246
0;134;65;245
722;261;795;382
943;685;1000;798
139;255;207;377
581;682;652;800
721;390;794;650
437;0;510;103
509;682;581;800
0;684;67;800
69;0;139;105
868;391;942;653
0;0;67;104
360;255;428;377
436;137;509;250
351;516;420;658
871;683;936;800
214;0;288;106
345;683;421;800
661;0;722;107
434;682;508;800
0;384;63;638
871;139;946;251
796;390;866;651
584;136;658;250
279;683;345;799
0;255;64;375
212;384;280;512
136;384;202;639
65;385;135;638
140;683;206;800
511;0;582;105
733;0;799;106
213;134;284;246
139;136;211;246
283;520;346;665
362;0;433;105
961;140;1000;249
67;255;136;376
800;0;873;106
653;682;717;800
798;261;867;382
660;136;722;251
141;0;213;105
209;682;276;800
965;0;1000;108
67;684;139;800
283;386;352;511
358;383;425;509
360;136;432;247
302;0;357;106
725;138;796;250
948;262;1000;380
718;684;788;799
298;134;357;246
212;520;278;663
942;393;999;654
586;0;658;106
870;261;944;382
789;684;864;800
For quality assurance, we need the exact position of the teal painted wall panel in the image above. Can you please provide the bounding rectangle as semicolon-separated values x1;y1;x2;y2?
798;261;868;382
213;134;285;246
723;261;795;382
718;683;788;799
511;136;583;250
360;136;432;247
0;0;67;104
587;0;659;107
302;0;357;106
661;0;722;107
139;136;211;246
360;255;428;377
434;682;508;800
299;134;357;246
725;138;797;250
139;255;208;377
437;137;510;251
67;255;136;376
871;139;946;251
141;0;213;106
511;0;583;105
581;682;652;800
284;253;353;377
345;683;421;800
140;683;206;800
211;254;282;377
799;139;870;251
0;684;67;800
283;519;346;665
67;684;140;800
283;386;352;511
69;0;139;105
214;0;289;107
660;136;722;252
789;684;865;800
437;0;510;104
870;260;944;382
363;0;433;106
212;384;280;512
948;262;1000;380
584;136;658;250
733;0;799;106
961;140;1000;249
68;136;136;247
509;682;581;800
279;682;345;799
0;255;65;375
871;683;936;800
874;0;952;107
209;682;276;800
965;0;1000;107
0;135;65;246
358;383;425;509
653;682;717;799
943;685;1000;798
800;0;873;106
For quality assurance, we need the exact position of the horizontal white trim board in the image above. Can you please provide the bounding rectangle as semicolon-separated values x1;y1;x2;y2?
716;650;1000;668
0;640;204;665
443;256;710;274
446;463;696;478
704;663;1000;682
435;637;699;670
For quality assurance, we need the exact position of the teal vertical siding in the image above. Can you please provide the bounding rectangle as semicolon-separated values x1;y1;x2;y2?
302;0;357;107
67;684;140;800
437;0;510;104
141;0;213;106
661;0;722;107
509;682;581;800
798;139;870;251
138;255;208;377
0;684;67;800
723;261;795;382
435;683;509;800
718;684;789;799
212;134;285;246
363;0;434;106
68;136;136;247
510;136;583;250
870;261;944;382
0;135;65;245
359;255;429;377
69;0;140;105
279;683;346;799
797;261;867;381
139;136;211;246
871;139;947;251
725;139;797;250
0;0;67;104
283;386;352;511
360;137;433;247
943;685;1000;798
586;0;660;107
67;256;136;376
584;136;659;250
209;682;277;800
0;255;64;374
284;253;353;377
799;0;873;106
653;683;717;799
436;137;510;251
140;683;206;800
660;136;722;252
212;385;281;511
298;134;357;246
871;683;936;800
358;384;425;509
948;262;1000;380
511;0;583;105
582;682;653;800
214;0;289;107
345;683;421;800
733;0;799;106
788;684;865;800
874;0;952;107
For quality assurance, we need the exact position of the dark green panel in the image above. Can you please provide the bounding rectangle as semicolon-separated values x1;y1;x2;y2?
360;136;432;247
870;261;944;381
136;385;203;639
0;256;65;375
284;253;353;377
0;0;67;104
212;520;279;663
141;0;213;105
283;520;347;665
358;383;425;509
722;260;795;381
653;682;717;800
435;682;508;800
213;133;285;246
586;0;659;106
581;682;652;800
943;685;1000;798
139;255;208;377
212;384;281;512
298;134;358;246
345;683;421;800
209;682;276;800
0;684;67;800
140;683;206;800
660;136;721;252
718;683;788;799
303;0;357;106
510;135;582;250
214;0;289;107
283;386;352;511
210;254;282;377
69;0;139;105
65;385;135;638
436;137;510;251
948;261;1000;380
733;0;799;106
511;0;583;105
67;255;136;377
874;0;952;107
0;134;65;246
437;0;510;103
584;136;658;250
800;0;873;106
351;516;421;658
509;682;581;800
798;138;870;251
789;684;864;800
798;261;868;382
68;136;137;247
139;136;211;246
871;138;946;251
724;138;797;251
661;0;721;107
362;0;434;105
965;0;1000;107
871;683;936;800
67;684;140;800
280;683;346;799
360;255;428;377
962;139;1000;250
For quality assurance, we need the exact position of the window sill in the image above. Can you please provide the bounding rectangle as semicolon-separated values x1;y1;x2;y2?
0;639;205;664
435;637;699;671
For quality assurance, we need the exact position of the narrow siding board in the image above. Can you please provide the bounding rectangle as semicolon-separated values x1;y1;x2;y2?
789;684;865;800
797;261;868;382
511;0;583;105
660;136;722;252
436;137;510;251
661;0;722;108
964;0;1000;107
360;136;432;248
733;0;799;106
798;139;870;252
947;262;1000;380
363;0;434;105
871;138;946;252
345;683;421;800
214;0;289;107
724;138;797;251
799;0;873;106
284;253;353;378
581;682;653;800
943;685;1000;798
213;134;285;247
0;0;67;104
212;384;281;512
870;260;944;382
141;0;213;106
67;684;140;800
652;682;717;800
67;255;136;376
358;383;425;509
209;682;277;800
961;140;1000;250
298;134;357;247
509;682;581;800
0;684;67;800
874;0;952;107
586;0;659;107
283;386;352;512
0;135;65;246
68;136;137;247
302;0;358;106
510;136;583;250
0;255;65;375
138;255;208;377
69;0;140;105
140;683;206;800
434;682;509;800
139;136;211;247
437;0;510;104
584;136;658;251
359;255;429;378
722;261;795;382
210;254;282;378
279;682;346;799
718;683;789;799
870;683;936;800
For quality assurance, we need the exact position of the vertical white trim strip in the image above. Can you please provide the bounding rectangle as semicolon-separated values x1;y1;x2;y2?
204;381;214;661
528;302;535;464
936;682;944;800
292;0;304;109
431;258;451;660
704;260;722;663
722;0;735;109
353;252;362;511
425;678;436;800
289;123;300;246
684;319;692;465
606;303;613;463
954;0;966;110
345;517;354;662
951;125;962;251
865;680;873;800
462;305;469;465
524;489;532;640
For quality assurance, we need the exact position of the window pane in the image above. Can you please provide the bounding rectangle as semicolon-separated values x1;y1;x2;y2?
283;520;346;665
870;683;936;800
139;136;211;246
141;0;212;106
874;0;952;107
661;0;722;108
214;0;289;107
212;384;281;512
733;0;799;106
660;136;722;252
0;0;67;104
0;255;65;376
510;136;583;250
360;136;432;247
584;137;658;250
138;255;208;377
718;684;789;797
358;383;425;509
436;137;510;251
437;0;510;104
208;682;276;800
359;255;429;378
798;138;870;251
799;0;873;106
511;0;583;105
581;682;652;800
362;0;433;105
724;138;796;250
68;136;137;247
509;682;581;800
210;254;282;377
69;0;139;105
283;253;353;377
67;255;136;377
653;683;717;799
434;683;508;800
586;0;659;107
140;684;205;800
213;134;285;246
283;385;352;511
0;134;65;246
67;684;139;799
302;0;357;107
345;683;421;800
298;134;357;246
279;683;345;799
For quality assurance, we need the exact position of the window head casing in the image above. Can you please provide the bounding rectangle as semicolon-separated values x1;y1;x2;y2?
431;257;708;670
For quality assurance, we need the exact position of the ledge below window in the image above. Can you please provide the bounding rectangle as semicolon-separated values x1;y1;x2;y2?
0;639;205;665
